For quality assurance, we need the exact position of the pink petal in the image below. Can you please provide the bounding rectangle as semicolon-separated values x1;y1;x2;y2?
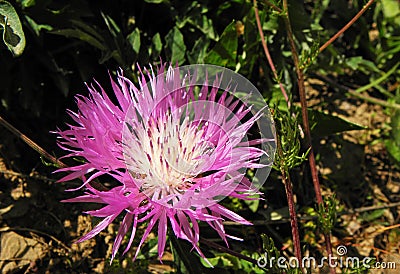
209;204;252;225
157;210;168;260
111;213;133;262
77;214;118;242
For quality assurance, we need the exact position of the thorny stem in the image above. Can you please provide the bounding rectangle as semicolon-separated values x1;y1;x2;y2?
281;0;335;273
254;0;290;107
0;114;108;191
319;0;376;53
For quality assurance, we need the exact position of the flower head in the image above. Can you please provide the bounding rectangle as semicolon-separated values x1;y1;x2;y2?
56;63;275;263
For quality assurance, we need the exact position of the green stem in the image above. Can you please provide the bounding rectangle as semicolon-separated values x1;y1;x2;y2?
354;62;399;93
348;90;400;110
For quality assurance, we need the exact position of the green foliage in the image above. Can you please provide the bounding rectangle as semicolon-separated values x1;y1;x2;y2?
260;234;282;273
170;237;207;274
260;234;302;273
204;21;238;69
381;0;400;25
0;0;25;56
274;108;309;171
306;108;366;137
359;208;386;223
316;195;338;234
165;26;186;65
384;107;400;166
200;252;264;273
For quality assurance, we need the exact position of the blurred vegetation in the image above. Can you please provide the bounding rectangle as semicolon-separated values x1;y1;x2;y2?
0;0;399;273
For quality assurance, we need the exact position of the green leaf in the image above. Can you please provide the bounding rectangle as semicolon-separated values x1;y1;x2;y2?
306;109;366;137
0;0;26;56
204;21;238;68
101;12;121;38
240;12;259;76
354;62;400;94
244;195;260;213
50;28;106;51
144;0;168;3
188;37;209;64
385;139;400;166
345;56;381;74
382;0;400;19
170;237;207;273
165;26;186;65
200;253;239;269
71;19;104;43
149;32;162;57
385;107;400;166
200;256;219;268
127;27;141;54
18;0;35;9
24;15;52;36
359;209;385;222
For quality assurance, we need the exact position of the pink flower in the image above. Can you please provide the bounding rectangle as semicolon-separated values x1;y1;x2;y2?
55;63;275;263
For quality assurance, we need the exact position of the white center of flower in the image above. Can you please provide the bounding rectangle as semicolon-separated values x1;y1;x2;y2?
125;113;215;199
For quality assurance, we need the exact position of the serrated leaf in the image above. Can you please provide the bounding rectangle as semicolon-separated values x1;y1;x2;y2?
0;0;26;56
204;21;238;68
165;26;186;65
306;109;366;137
